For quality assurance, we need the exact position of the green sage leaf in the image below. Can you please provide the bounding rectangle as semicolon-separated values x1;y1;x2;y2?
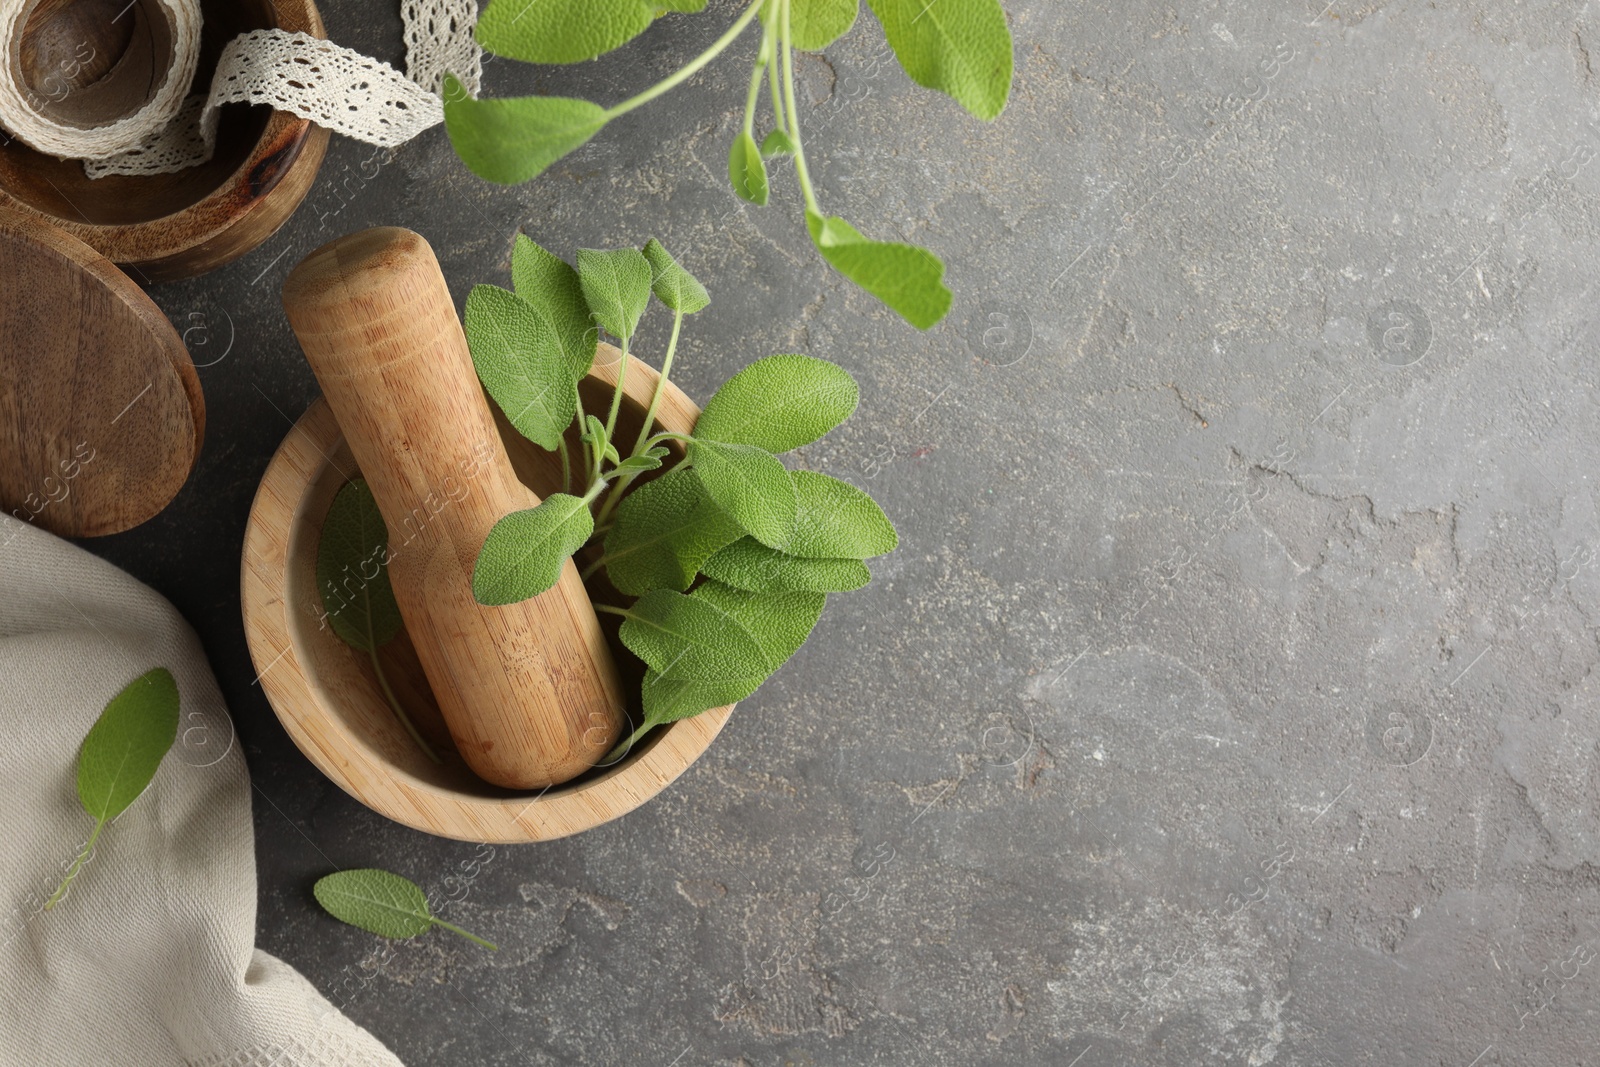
865;0;1014;121
476;0;654;64
473;493;594;605
77;667;179;824
465;284;578;451
760;129;797;157
317;480;403;653
577;247;654;343
603;468;744;595
728;130;769;205
642;238;710;315
619;588;774;679
584;415;620;465
807;211;952;329
314;868;497;949
685;439;798;548
783;469;898;558
511;235;598;379
443;78;609;185
693;354;858;453
792;0;859;50
612;446;670;477
701;538;872;592
638;582;826;721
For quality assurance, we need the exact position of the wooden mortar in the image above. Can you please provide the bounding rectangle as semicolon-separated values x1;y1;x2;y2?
241;349;735;842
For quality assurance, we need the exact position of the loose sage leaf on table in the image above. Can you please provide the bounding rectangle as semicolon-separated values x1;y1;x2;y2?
806;211;953;330
728;130;769;205
314;869;497;950
443;78;609;185
603;467;744;595
476;0;654;64
78;667;180;825
865;0;1014;121
511;235;599;380
692;354;858;453
465;284;578;451
317;479;402;652
474;493;594;605
701;538;872;593
780;469;899;558
577;247;654;343
642;238;710;315
685;439;798;549
636;582;827;721
791;0;860;50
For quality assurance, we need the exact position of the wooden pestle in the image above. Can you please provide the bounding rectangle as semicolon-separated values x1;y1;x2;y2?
282;227;626;789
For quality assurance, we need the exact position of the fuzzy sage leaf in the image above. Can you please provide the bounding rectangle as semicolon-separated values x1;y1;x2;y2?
642;238;710;315
474;493;595;605
577;247;654;343
791;0;859;50
692;354;858;453
317;480;441;762
46;666;179;910
314;869;496;950
476;0;654;65
701;538;872;592
780;469;899;558
633;582;826;725
511;235;599;379
685;439;798;549
865;0;1014;121
806;212;953;330
603;468;744;596
443;78;609;185
728;130;770;205
465;284;578;451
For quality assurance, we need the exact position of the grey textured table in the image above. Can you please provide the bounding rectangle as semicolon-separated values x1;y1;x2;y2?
82;1;1600;1063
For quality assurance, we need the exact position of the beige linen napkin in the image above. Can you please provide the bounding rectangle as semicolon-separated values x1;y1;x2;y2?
0;513;404;1066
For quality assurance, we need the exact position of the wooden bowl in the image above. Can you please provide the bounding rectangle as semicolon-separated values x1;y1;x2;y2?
0;0;329;281
241;351;735;843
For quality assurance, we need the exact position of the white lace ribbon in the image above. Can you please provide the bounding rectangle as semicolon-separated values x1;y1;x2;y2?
0;0;481;179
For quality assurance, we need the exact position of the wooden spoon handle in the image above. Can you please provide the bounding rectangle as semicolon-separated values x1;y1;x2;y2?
282;227;626;789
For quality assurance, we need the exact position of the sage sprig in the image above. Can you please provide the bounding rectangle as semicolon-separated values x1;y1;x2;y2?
46;667;179;910
465;235;897;762
317;480;442;763
443;0;1015;329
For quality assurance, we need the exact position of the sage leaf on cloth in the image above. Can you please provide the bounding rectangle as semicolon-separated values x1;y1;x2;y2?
46;666;179;910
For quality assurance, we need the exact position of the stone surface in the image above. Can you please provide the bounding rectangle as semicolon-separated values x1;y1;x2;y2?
79;0;1600;1063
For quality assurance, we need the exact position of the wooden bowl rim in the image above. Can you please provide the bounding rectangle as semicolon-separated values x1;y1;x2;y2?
241;355;734;843
0;0;329;272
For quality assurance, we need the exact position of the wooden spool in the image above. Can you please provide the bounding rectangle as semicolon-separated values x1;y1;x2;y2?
0;0;329;281
241;350;735;842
